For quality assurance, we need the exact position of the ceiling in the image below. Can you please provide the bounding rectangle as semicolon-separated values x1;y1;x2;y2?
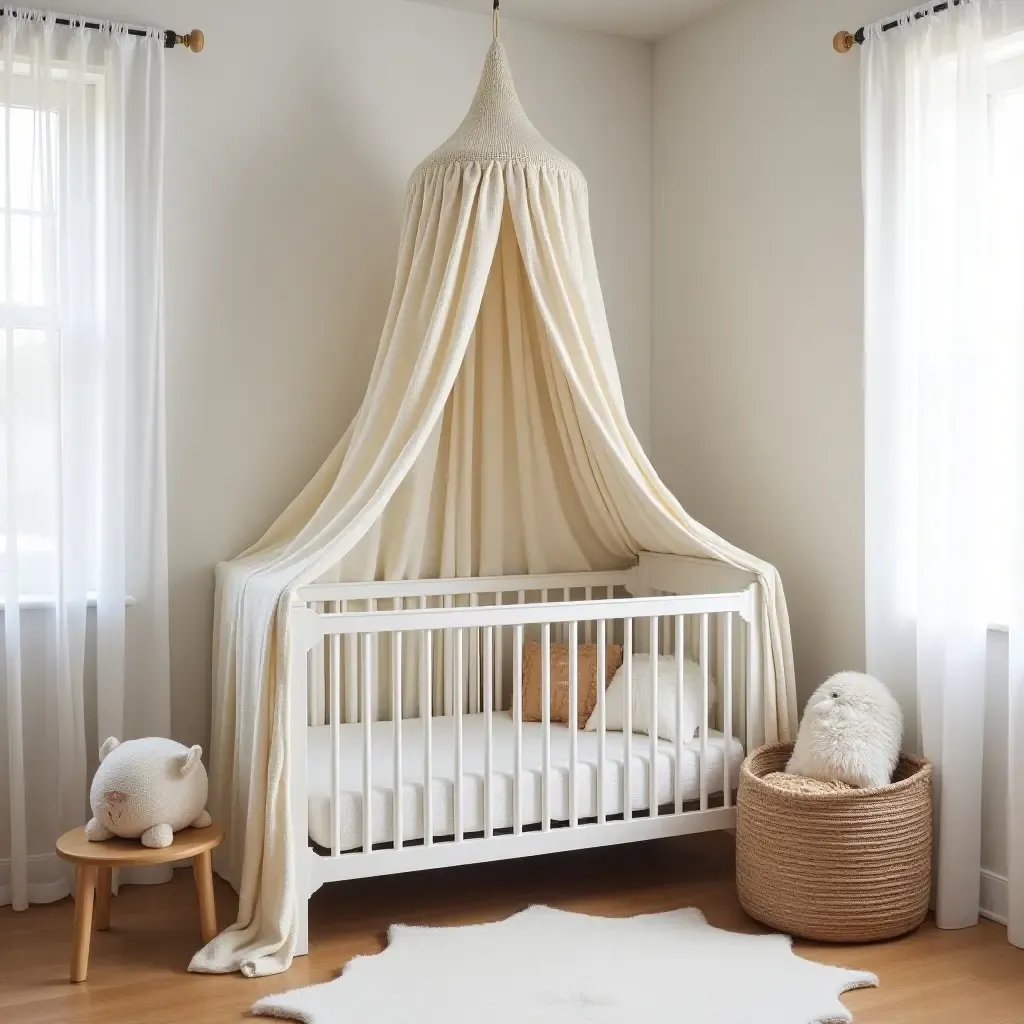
406;0;731;42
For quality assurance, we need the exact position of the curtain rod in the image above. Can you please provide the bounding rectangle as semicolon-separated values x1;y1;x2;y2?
833;0;967;52
0;7;204;52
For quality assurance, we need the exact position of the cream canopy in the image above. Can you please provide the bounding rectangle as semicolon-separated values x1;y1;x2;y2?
190;38;798;978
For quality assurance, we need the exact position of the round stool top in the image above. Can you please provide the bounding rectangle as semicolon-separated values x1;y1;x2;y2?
56;823;223;867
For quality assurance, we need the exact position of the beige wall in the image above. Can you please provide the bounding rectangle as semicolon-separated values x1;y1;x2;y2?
652;0;1009;890
652;0;894;704
64;0;653;753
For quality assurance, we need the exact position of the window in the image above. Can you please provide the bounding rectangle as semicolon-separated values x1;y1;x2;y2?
0;63;102;601
879;34;1024;630
981;51;1024;625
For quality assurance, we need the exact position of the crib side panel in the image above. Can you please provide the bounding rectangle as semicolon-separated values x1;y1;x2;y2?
293;580;754;887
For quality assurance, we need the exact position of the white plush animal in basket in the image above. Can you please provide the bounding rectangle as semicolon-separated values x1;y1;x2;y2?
786;672;903;789
85;737;212;849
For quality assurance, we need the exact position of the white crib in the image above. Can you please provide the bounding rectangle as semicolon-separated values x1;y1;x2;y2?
286;553;764;955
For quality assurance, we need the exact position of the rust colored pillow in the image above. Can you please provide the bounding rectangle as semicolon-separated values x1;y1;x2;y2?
521;640;624;730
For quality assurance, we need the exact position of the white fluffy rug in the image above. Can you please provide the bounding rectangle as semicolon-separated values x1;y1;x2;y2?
252;907;877;1024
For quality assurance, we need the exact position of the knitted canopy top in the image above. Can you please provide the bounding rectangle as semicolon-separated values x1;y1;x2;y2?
412;41;583;183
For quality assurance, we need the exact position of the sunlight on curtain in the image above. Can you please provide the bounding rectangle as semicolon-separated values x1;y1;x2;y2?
862;0;1024;947
0;12;168;910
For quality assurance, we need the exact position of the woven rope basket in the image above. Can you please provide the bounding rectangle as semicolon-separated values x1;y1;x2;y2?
736;744;933;942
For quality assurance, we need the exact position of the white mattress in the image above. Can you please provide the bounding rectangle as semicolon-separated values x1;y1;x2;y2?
308;712;744;852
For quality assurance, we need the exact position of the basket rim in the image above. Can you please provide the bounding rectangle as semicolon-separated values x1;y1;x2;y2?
741;742;932;802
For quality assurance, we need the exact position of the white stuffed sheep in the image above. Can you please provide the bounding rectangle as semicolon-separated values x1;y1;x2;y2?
786;671;903;789
85;736;211;849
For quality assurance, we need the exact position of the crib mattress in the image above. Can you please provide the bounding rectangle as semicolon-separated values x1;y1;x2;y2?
307;711;744;852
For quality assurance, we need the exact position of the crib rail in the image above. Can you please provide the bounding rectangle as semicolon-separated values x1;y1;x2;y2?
300;591;749;636
287;576;761;942
295;569;632;605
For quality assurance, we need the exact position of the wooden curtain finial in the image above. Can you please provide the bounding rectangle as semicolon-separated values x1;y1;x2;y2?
177;29;205;53
833;30;855;53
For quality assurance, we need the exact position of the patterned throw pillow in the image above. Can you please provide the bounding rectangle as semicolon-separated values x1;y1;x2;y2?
521;640;623;730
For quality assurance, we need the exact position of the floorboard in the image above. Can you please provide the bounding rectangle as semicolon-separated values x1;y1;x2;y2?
1;832;1021;1023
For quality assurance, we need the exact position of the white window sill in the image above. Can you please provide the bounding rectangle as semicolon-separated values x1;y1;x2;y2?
0;593;137;610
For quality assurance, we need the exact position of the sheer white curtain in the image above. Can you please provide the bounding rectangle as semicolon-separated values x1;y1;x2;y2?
863;0;1024;946
0;12;168;909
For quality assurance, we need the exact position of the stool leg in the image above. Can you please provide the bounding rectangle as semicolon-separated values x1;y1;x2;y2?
71;865;97;983
95;867;112;931
193;851;217;944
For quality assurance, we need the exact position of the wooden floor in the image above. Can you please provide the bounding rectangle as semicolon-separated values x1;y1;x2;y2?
2;831;1022;1024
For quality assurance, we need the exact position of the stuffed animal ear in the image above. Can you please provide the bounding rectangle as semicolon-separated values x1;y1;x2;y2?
99;737;120;762
179;744;203;777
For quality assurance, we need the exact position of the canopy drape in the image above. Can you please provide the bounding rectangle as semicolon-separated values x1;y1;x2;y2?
190;42;797;978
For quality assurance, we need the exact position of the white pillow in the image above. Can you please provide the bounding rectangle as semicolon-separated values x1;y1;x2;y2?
583;654;717;743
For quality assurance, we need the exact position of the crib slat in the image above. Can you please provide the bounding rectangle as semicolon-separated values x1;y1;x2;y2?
369;599;378;722
624;618;633;822
723;612;734;808
495;594;504;713
674;615;684;814
484;626;494;838
443;595;453;716
716;613;727;728
700;612;710;812
330;603;342;857
555;588;567;644
392;632;403;850
455;628;464;842
421;619;433;848
743;592;758;751
361;633;373;854
344;601;358;724
470;593;480;715
542;621;551;832
597;619;607;825
584;588;593;642
569;621;578;829
513;622;524;835
309;607;325;727
330;605;342;691
649;616;659;819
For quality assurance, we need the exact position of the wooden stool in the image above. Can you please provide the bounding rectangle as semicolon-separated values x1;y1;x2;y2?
56;823;223;983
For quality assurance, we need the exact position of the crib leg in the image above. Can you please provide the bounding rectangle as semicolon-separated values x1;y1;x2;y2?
289;610;318;960
295;892;309;957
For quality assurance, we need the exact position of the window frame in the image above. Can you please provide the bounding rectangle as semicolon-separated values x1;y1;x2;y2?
0;60;106;605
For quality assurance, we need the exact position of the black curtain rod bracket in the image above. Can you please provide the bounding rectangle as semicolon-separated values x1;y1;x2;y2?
0;9;203;51
834;0;966;52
